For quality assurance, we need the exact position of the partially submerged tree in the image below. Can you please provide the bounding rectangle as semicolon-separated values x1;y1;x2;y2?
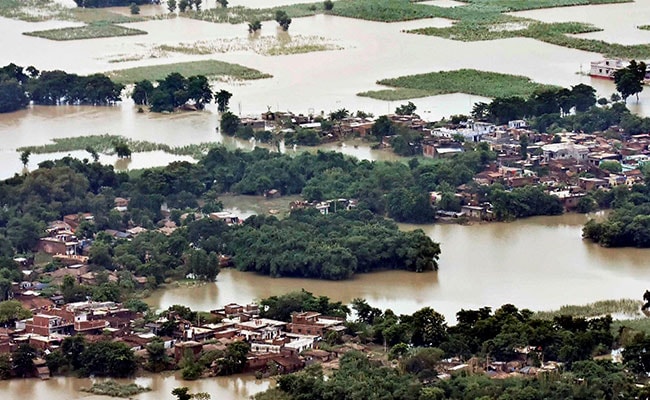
275;10;292;31
215;89;232;113
248;20;262;33
614;60;646;102
20;150;30;167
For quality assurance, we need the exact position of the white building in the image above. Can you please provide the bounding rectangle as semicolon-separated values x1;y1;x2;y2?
541;142;589;163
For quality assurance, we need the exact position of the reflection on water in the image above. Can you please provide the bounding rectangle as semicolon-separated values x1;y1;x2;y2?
147;213;650;322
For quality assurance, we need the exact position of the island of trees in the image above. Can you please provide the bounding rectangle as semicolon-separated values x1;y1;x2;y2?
0;63;123;113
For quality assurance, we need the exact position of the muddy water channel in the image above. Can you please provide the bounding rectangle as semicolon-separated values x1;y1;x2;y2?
148;211;650;323
0;372;270;400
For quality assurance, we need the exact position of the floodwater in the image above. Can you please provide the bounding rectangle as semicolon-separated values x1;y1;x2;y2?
3;1;650;175
147;211;650;322
509;1;650;46
0;372;270;400
3;1;650;397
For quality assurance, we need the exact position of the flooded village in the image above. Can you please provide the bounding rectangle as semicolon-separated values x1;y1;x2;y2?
3;0;650;399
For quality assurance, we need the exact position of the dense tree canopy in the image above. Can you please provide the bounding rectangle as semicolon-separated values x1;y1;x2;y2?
0;63;122;113
226;209;440;280
614;60;646;102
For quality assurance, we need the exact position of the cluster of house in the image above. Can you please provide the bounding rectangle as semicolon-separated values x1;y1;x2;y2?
30;199;247;288
422;119;650;219
437;347;563;381
1;295;354;379
238;110;429;141
289;198;358;215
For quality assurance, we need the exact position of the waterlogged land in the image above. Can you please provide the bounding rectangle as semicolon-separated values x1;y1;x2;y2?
132;35;342;59
535;299;645;320
359;69;559;101
17;134;215;159
24;21;147;40
106;60;272;84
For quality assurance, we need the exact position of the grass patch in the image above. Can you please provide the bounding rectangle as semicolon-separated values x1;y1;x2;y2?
453;0;631;12
150;35;341;57
359;69;558;100
265;43;338;56
81;380;151;398
65;7;144;24
24;22;146;41
106;60;272;84
358;88;432;101
535;299;644;320
407;0;650;59
612;318;650;336
0;0;65;21
18;134;216;160
0;0;144;22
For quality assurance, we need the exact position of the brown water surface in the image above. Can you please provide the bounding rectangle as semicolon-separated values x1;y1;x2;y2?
0;373;269;400
147;212;650;322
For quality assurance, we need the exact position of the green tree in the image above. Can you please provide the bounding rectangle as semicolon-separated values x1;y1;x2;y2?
614;60;646;102
86;146;100;162
215;89;232;113
114;142;131;158
172;387;192;400
395;101;417;116
184;248;220;281
220;111;240;135
0;79;28;113
217;341;250;375
0;300;31;323
167;0;177;12
132;79;153;105
275;10;292;31
248;20;262;33
129;2;140;14
187;75;212;109
178;0;189;12
62;335;86;370
371;115;396;142
13;344;36;377
408;307;448;347
20;150;30;167
80;341;137;377
571;83;597;112
0;353;11;379
146;338;169;372
323;0;333;10
599;160;622;174
6;215;44;253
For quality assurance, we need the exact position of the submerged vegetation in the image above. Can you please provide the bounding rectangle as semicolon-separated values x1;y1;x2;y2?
106;60;272;84
81;380;151;398
17;135;213;159
535;299;644;320
359;69;558;101
24;22;147;41
150;36;341;57
187;2;322;25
